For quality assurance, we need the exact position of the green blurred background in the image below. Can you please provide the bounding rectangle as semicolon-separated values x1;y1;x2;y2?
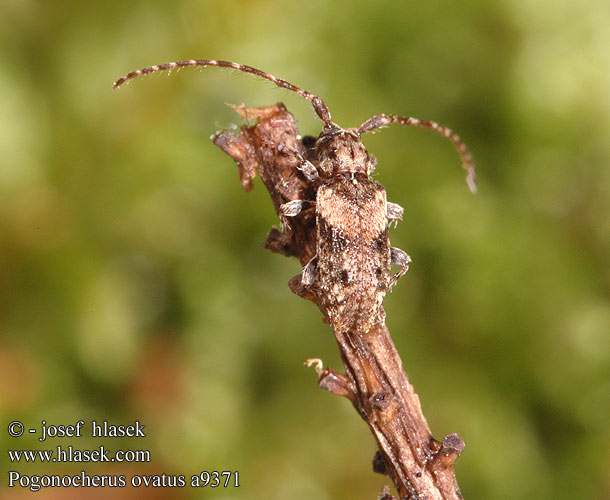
1;0;609;499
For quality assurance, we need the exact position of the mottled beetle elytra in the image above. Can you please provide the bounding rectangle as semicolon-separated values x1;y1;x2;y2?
114;59;476;336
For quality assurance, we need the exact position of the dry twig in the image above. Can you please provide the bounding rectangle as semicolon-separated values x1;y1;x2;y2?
214;103;465;500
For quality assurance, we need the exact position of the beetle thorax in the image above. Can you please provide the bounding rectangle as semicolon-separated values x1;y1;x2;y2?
315;129;373;178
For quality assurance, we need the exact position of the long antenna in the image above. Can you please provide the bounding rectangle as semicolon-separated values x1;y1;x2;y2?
358;114;477;193
113;59;334;127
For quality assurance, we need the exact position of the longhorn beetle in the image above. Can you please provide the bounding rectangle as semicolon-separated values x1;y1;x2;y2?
114;60;476;336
